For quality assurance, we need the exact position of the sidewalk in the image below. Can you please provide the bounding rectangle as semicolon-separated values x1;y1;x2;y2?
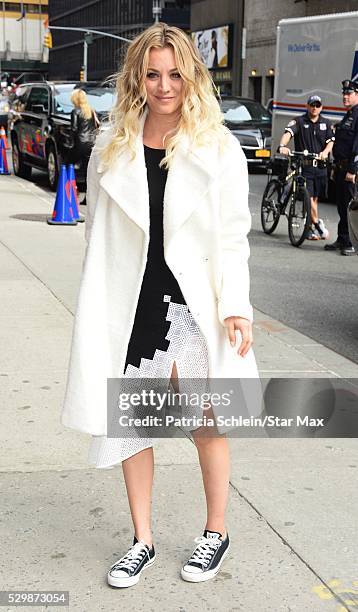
1;174;357;611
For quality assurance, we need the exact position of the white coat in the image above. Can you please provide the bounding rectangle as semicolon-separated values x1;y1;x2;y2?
61;112;260;435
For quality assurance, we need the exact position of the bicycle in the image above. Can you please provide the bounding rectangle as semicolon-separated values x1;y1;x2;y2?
260;150;326;247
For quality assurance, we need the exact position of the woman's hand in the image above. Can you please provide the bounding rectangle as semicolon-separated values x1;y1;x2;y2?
224;316;253;357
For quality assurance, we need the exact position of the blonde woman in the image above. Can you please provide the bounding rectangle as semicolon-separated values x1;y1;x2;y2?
70;89;99;203
61;23;258;587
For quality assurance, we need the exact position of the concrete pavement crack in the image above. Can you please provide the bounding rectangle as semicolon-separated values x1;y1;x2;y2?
0;237;75;317
229;480;352;612
253;305;358;371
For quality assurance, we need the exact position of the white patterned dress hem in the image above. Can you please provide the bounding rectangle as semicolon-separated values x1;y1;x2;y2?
87;298;209;468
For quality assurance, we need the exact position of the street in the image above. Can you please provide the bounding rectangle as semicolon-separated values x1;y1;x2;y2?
248;171;358;364
1;161;358;612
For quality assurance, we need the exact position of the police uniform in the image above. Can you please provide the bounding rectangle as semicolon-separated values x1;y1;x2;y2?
284;113;334;198
330;80;358;251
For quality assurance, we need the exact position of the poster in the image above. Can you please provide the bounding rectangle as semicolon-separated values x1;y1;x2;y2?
192;24;229;69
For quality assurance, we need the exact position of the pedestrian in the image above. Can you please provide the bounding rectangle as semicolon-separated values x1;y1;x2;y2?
70;88;99;205
61;23;258;588
325;79;358;255
278;95;334;240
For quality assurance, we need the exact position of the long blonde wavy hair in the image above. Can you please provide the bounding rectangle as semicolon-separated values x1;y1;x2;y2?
99;22;229;170
71;89;93;120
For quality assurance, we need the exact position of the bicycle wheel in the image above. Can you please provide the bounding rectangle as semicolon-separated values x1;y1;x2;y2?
261;179;282;234
288;187;311;247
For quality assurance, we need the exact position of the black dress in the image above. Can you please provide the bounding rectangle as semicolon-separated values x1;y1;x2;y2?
88;145;209;468
124;145;187;370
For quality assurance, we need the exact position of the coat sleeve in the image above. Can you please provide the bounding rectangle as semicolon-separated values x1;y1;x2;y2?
348;113;358;174
217;135;253;325
84;147;101;245
71;108;79;133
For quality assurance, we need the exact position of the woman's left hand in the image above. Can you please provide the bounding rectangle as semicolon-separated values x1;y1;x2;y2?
224;316;253;357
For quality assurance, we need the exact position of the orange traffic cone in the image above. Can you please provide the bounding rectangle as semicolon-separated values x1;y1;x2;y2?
0;126;9;149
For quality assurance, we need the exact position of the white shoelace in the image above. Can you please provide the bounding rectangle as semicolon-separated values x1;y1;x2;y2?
188;536;222;568
111;541;149;573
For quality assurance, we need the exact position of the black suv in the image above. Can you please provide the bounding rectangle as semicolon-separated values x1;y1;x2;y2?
10;81;116;190
219;96;272;167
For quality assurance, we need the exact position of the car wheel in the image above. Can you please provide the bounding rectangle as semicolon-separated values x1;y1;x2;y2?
12;138;32;180
47;144;60;191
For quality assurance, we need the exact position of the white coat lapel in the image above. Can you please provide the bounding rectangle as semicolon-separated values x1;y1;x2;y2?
98;113;149;235
98;110;218;242
163;136;217;252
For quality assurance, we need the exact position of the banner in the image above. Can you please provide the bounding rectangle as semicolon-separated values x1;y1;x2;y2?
192;24;230;69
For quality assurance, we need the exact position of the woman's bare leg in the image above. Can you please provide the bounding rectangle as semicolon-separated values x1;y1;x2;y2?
192;408;230;537
120;360;179;549
122;446;154;547
172;356;230;537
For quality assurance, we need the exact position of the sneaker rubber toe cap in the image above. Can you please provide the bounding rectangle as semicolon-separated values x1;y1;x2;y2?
182;564;202;574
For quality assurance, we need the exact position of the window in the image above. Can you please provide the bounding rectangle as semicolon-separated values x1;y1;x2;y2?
53;85;116;116
25;87;49;113
4;3;21;11
25;4;40;13
220;98;271;123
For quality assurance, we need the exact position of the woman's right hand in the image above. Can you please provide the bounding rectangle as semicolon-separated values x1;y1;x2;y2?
223;316;253;357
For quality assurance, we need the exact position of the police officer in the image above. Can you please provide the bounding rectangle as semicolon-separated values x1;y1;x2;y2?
279;95;334;240
325;79;358;255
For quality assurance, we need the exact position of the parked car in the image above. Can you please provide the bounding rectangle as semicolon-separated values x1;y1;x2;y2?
14;72;45;85
10;81;116;190
219;96;272;167
0;94;10;134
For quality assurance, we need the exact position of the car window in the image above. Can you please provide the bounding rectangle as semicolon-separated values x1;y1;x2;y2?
220;99;271;123
225;106;252;122
53;85;116;115
25;87;49;112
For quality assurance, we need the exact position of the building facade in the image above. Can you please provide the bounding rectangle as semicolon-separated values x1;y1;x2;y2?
191;0;244;95
49;0;190;82
191;0;358;104
0;0;48;81
242;0;358;106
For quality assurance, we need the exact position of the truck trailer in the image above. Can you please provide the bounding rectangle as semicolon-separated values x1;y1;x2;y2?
272;11;358;153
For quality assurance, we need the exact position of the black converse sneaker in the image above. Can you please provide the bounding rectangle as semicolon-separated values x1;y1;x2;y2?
181;529;230;582
107;536;155;588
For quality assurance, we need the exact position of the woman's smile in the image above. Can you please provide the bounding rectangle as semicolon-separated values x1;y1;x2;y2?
145;47;183;116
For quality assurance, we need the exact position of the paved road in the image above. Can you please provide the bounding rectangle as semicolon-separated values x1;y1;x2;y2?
248;171;358;365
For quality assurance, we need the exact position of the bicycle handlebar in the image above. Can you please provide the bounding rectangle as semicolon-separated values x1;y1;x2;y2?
288;150;320;160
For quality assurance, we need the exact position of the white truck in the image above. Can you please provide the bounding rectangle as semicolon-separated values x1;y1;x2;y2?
272;11;358;153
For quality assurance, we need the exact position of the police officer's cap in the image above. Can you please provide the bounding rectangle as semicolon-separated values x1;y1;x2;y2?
342;79;358;93
307;94;322;105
